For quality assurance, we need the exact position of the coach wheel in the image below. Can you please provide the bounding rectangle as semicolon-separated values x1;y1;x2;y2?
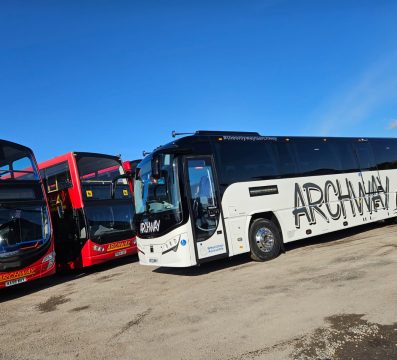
249;218;282;262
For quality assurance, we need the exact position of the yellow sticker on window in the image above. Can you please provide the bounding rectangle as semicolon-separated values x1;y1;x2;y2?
123;189;129;196
86;190;93;198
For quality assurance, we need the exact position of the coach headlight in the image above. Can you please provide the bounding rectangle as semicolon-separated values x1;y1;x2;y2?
162;236;180;255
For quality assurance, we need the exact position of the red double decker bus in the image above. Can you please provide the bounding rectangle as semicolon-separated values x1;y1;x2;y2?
39;152;137;270
0;140;55;288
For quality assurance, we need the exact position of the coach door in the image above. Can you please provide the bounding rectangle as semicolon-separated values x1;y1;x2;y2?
185;156;228;263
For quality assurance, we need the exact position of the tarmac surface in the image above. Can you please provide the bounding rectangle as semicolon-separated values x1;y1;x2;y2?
1;222;397;360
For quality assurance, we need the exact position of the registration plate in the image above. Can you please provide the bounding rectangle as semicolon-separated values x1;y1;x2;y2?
5;277;27;287
115;249;127;257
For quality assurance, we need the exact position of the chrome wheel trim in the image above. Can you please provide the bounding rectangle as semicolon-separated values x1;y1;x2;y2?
255;227;275;253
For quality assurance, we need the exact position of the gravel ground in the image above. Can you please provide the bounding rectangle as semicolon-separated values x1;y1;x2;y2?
1;222;397;360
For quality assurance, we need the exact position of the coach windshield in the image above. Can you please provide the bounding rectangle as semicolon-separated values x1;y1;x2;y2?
134;154;181;216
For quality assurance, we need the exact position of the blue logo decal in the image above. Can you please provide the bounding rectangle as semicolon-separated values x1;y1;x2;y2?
180;239;187;246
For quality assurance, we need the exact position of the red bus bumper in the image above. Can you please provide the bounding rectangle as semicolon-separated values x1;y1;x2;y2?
0;245;56;289
62;237;137;270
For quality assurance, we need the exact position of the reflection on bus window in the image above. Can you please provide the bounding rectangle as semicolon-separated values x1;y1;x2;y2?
187;159;218;241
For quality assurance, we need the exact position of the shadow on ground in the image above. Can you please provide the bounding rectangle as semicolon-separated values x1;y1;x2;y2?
0;255;139;303
1;221;394;298
153;221;392;276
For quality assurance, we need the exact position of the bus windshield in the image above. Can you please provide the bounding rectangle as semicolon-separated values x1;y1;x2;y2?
0;141;50;266
76;154;135;242
134;154;181;215
83;203;135;243
0;153;39;182
77;155;127;185
0;204;51;259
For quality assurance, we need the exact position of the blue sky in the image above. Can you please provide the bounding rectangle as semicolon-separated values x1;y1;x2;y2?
1;0;397;162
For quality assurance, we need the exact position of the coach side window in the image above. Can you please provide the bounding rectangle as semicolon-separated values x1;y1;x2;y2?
353;141;377;171
333;141;359;173
293;140;343;176
215;141;279;184
370;139;397;170
274;142;299;178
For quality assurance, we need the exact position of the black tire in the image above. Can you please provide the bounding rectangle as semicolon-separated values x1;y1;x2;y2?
249;218;282;262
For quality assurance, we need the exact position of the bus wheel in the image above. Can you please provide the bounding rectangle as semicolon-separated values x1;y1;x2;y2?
249;218;282;262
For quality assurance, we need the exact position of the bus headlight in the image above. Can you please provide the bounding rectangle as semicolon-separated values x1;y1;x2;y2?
42;251;56;270
93;245;105;252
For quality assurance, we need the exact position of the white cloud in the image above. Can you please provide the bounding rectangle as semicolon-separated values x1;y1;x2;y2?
309;51;397;136
388;120;397;129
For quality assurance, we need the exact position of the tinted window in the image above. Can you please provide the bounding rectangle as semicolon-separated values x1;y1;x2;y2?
293;140;359;176
353;142;377;171
215;141;279;185
371;139;397;170
293;140;341;175
77;156;125;183
334;141;359;172
214;138;361;185
275;142;299;177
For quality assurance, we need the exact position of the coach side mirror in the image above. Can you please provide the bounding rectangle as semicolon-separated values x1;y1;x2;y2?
151;156;160;179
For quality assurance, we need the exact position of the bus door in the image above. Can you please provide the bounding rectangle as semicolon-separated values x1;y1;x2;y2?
185;156;228;263
353;140;384;219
